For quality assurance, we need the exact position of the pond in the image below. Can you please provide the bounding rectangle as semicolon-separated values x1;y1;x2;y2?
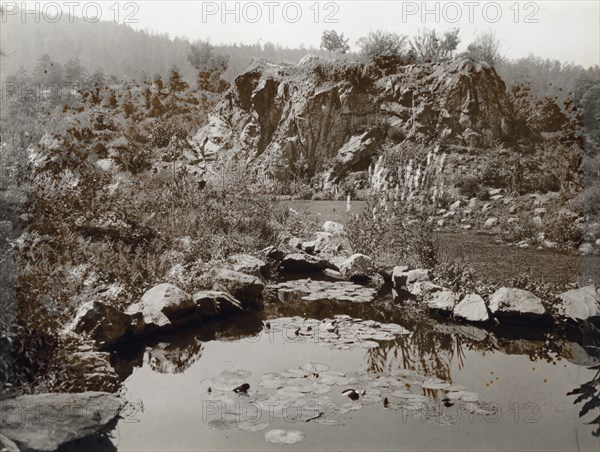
103;285;599;451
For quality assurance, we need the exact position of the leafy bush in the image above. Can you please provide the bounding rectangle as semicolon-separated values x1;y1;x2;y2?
500;215;541;244
544;213;583;245
457;175;480;198
357;30;409;60
346;196;437;269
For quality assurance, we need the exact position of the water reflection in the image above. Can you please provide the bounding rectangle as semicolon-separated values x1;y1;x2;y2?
568;322;600;437
112;313;263;380
111;289;600;440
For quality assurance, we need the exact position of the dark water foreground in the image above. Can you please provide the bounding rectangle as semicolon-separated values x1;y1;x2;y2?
97;283;600;452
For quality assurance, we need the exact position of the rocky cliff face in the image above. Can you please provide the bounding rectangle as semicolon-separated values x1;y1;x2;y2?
194;56;528;189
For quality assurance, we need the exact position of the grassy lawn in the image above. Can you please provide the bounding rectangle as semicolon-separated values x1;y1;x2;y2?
436;232;595;287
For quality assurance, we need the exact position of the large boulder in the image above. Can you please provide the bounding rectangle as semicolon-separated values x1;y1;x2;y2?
126;283;195;329
488;287;547;319
313;231;351;257
193;290;244;317
227;254;267;278
557;286;600;321
391;265;410;288
68;300;132;347
454;294;489;322
406;269;430;286
425;290;456;313
404;269;441;297
0;392;124;452
0;434;19;452
408;281;443;297
339;253;372;280
212;269;265;308
322;221;345;235
261;245;286;261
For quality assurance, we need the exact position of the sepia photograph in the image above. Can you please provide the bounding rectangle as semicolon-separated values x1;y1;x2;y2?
0;1;599;450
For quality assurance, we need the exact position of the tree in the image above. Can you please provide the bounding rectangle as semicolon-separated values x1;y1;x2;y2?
168;67;189;93
88;67;106;88
187;41;229;92
466;31;501;66
411;28;460;63
63;58;88;86
33;54;63;86
188;41;228;72
356;30;408;60
320;30;350;57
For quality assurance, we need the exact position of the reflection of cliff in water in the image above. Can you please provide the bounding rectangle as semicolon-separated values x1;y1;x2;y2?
111;314;263;380
262;295;598;383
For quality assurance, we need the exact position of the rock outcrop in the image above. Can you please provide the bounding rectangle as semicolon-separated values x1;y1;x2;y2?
226;254;267;278
211;269;265;308
126;283;195;329
194;58;524;189
68;300;135;347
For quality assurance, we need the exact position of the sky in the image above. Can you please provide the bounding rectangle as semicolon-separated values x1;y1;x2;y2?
9;1;600;67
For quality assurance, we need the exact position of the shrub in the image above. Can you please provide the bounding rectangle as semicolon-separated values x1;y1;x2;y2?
501;215;541;244
458;175;480;198
346;195;438;269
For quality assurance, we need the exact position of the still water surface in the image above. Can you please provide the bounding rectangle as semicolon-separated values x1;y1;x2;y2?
107;290;599;451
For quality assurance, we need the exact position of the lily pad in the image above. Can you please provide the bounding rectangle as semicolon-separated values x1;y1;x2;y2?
265;429;305;445
300;362;330;372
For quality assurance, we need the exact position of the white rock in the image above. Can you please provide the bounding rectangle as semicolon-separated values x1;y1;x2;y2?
339;253;372;279
579;243;594;256
322;221;345;235
557;286;600;321
488;287;546;318
454;294;489;322
484;217;498;228
126;283;194;328
426;290;456;312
